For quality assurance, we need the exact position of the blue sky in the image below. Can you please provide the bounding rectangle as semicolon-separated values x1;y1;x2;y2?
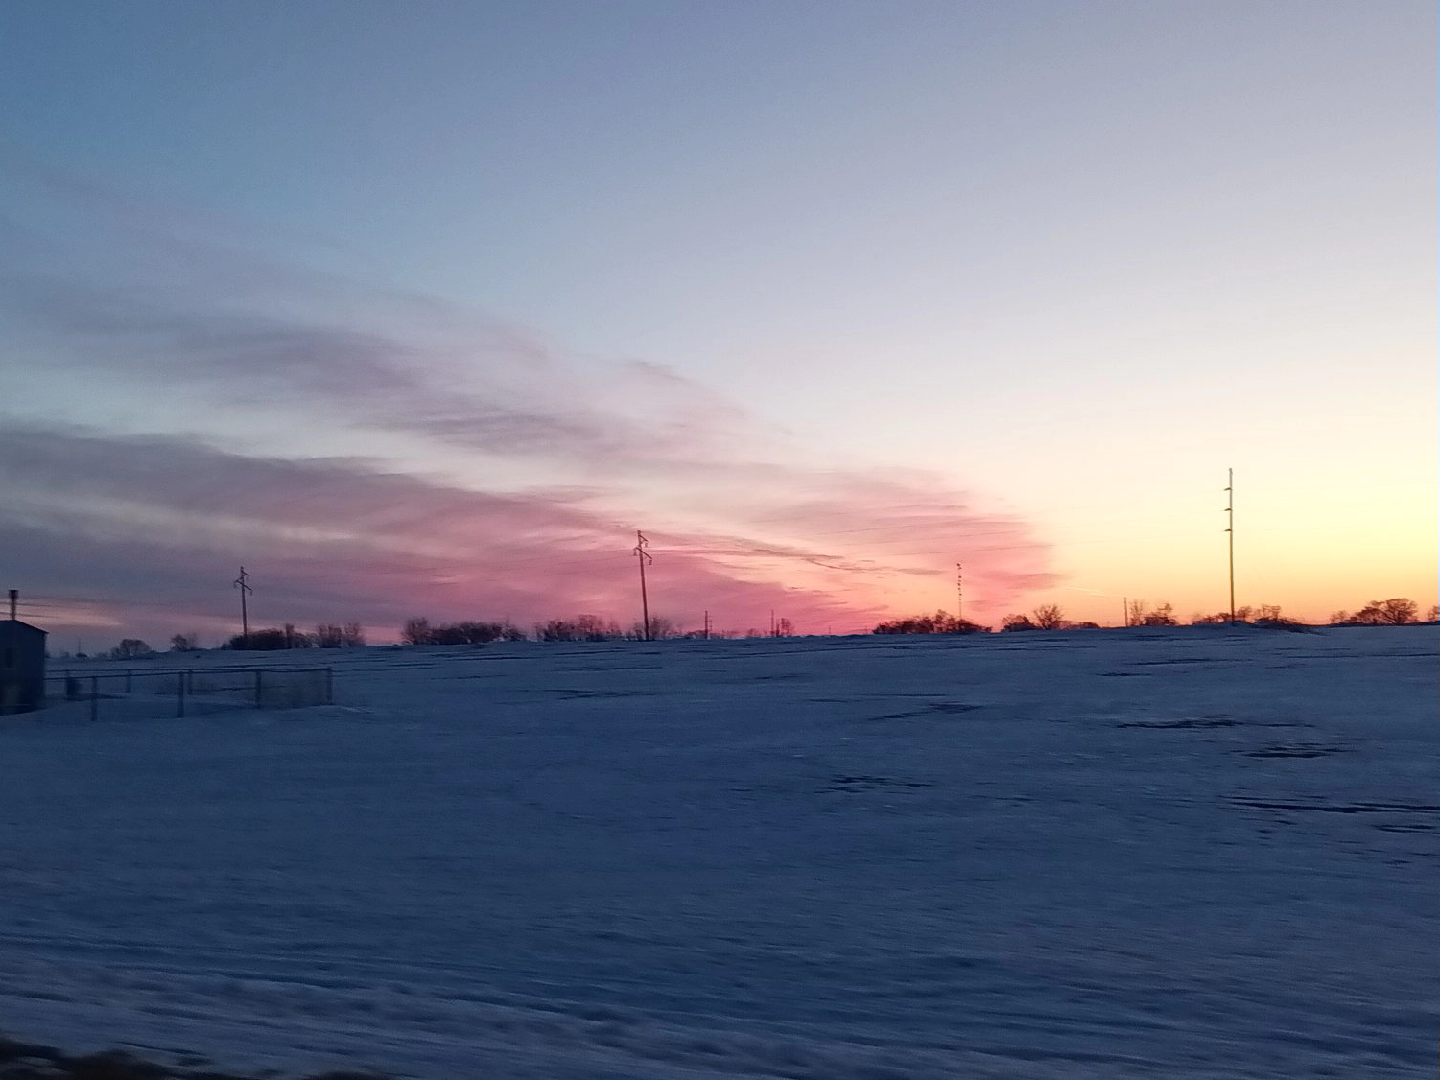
0;1;1433;642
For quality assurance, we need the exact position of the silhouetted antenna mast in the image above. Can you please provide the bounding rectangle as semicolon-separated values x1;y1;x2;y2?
1224;469;1235;622
633;531;652;641
233;566;252;643
955;563;963;621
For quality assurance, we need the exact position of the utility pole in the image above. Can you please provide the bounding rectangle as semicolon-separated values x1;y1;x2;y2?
1123;597;1128;628
233;566;252;644
955;563;963;622
1224;469;1235;622
632;531;652;641
703;610;711;640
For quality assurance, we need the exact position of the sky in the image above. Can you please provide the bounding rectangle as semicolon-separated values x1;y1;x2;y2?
0;0;1434;646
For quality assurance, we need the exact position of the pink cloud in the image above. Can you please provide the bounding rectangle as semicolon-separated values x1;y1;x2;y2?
1;423;1053;643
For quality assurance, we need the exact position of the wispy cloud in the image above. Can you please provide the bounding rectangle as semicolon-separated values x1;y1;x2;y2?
0;160;1056;641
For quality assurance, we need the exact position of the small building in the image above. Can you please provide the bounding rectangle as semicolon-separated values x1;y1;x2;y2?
0;620;46;714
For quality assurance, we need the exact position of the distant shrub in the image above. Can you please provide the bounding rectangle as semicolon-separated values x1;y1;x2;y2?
108;638;155;660
227;628;290;650
169;633;199;652
873;610;989;635
1001;615;1036;632
536;615;622;642
1139;603;1177;627
314;622;365;647
401;618;526;645
1126;599;1181;626
627;616;681;640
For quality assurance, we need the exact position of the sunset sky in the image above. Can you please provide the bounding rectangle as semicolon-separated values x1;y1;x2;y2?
0;1;1434;645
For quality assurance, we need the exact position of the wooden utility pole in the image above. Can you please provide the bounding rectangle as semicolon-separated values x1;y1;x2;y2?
633;532;652;641
233;566;252;643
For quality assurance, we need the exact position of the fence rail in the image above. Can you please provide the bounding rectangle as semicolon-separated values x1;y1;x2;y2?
41;665;334;719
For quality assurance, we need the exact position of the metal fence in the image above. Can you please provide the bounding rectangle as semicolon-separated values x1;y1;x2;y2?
42;665;334;720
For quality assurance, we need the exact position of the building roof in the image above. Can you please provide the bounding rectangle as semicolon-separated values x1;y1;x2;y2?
0;620;47;636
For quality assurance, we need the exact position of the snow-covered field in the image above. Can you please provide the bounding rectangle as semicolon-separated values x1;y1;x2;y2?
1;627;1435;1079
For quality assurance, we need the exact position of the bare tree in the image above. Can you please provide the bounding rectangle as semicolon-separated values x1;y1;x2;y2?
314;623;345;648
1428;604;1439;623
1032;604;1065;630
1354;598;1418;625
1140;602;1176;627
109;639;154;660
629;616;678;640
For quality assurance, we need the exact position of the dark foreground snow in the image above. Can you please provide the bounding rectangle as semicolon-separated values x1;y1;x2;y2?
0;627;1435;1078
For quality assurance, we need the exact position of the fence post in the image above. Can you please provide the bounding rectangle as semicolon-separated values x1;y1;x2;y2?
255;669;264;709
89;675;98;722
177;673;186;718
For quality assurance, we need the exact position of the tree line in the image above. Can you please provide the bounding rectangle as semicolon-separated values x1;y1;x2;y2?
404;614;699;643
873;597;1436;634
80;596;1438;658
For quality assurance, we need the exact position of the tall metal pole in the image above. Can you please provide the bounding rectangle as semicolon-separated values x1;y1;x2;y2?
1224;469;1235;622
633;532;652;641
955;563;963;621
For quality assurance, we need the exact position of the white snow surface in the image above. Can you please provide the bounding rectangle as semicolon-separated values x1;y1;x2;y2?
1;627;1435;1079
